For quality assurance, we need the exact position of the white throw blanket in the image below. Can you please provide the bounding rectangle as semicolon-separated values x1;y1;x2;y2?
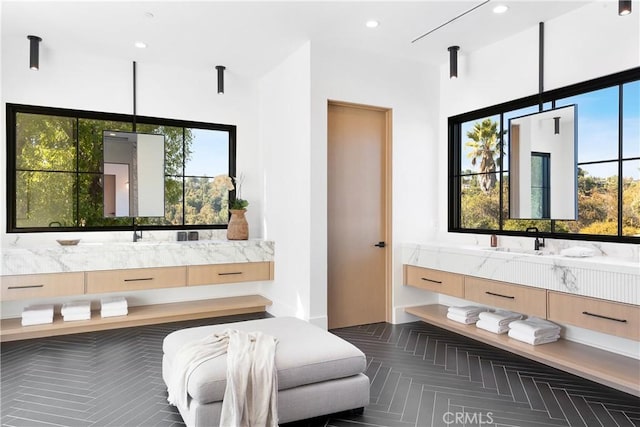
167;329;278;427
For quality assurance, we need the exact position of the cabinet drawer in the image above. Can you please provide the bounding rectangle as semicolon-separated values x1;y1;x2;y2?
188;262;273;286
1;273;85;301
86;267;187;294
404;265;464;298
464;276;546;317
548;291;640;341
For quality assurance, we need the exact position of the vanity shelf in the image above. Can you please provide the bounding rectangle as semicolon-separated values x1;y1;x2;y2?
406;304;639;397
0;294;272;342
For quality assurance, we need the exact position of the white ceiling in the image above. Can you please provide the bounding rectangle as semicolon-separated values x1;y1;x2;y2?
2;1;594;79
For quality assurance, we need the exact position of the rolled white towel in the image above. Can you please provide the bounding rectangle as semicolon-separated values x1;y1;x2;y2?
22;304;54;320
100;296;128;310
508;329;560;345
476;319;509;334
478;310;523;326
447;305;489;317
63;312;91;321
61;300;91;316
508;317;561;337
22;316;54;326
101;308;128;318
22;304;54;316
446;312;479;324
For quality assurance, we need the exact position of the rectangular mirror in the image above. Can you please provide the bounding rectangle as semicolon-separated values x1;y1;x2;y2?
509;105;577;220
103;131;165;217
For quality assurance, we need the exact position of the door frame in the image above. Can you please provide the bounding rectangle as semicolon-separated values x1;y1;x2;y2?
327;100;393;323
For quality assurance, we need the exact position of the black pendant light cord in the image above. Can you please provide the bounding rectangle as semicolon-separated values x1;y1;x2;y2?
133;61;137;131
538;22;544;111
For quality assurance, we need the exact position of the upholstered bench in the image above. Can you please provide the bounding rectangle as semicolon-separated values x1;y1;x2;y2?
162;317;370;426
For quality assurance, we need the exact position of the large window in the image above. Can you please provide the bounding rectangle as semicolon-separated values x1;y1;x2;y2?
7;104;236;233
449;68;640;242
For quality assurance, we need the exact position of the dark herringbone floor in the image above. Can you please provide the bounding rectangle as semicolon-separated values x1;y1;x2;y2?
1;314;638;427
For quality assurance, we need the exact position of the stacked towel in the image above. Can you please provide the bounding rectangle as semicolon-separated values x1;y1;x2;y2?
476;310;523;334
22;304;54;326
101;296;128;318
446;306;489;324
61;300;91;321
508;317;561;345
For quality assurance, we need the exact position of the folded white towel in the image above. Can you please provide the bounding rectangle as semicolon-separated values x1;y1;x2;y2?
478;310;523;326
476;319;509;334
101;308;128;318
508;329;560;345
63;312;91;321
22;316;54;326
447;305;490;317
61;300;91;316
100;296;128;310
446;312;479;324
508;317;561;337
22;304;54;317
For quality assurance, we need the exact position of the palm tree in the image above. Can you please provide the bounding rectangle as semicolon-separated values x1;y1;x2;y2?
465;118;501;193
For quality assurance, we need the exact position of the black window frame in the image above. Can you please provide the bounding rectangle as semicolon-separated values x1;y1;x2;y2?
448;67;640;244
6;103;237;234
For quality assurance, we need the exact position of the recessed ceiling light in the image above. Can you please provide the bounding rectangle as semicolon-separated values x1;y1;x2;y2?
493;5;509;14
366;20;379;28
134;41;147;49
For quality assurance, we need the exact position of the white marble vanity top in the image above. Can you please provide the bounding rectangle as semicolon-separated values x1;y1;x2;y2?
403;242;639;305
1;239;274;276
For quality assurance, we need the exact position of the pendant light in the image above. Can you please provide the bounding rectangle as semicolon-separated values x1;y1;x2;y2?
619;0;632;15
27;35;42;70
448;46;460;79
554;117;560;134
216;65;226;94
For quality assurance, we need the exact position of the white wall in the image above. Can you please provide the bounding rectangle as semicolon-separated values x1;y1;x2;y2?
310;43;441;326
434;2;639;356
259;42;313;322
437;1;639;244
0;23;268;314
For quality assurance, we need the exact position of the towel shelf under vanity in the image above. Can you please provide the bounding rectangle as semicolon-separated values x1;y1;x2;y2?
403;264;640;397
0;261;275;342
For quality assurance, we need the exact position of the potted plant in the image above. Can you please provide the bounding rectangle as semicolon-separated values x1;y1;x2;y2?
225;174;249;240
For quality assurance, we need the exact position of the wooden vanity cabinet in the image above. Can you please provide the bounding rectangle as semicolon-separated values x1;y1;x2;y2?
1;273;85;301
404;265;464;298
86;266;187;294
188;262;273;286
464;276;547;318
548;291;640;341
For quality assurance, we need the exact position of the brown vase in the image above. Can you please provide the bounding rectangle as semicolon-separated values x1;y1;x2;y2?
227;209;249;240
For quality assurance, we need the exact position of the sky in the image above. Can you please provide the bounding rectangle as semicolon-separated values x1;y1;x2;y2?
461;80;640;180
184;128;229;178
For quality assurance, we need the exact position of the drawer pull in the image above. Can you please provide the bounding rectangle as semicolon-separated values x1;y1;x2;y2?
7;284;44;290
582;311;628;323
421;277;442;284
218;272;243;276
485;291;515;300
124;277;154;282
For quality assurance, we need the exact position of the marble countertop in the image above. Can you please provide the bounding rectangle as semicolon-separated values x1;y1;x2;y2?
1;239;275;276
403;242;639;305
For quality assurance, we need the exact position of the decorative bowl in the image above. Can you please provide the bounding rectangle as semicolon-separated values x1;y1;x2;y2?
56;239;80;246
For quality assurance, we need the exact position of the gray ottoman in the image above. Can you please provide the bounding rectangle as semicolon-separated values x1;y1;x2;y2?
162;317;369;426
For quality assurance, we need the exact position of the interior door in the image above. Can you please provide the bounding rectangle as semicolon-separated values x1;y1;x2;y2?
327;102;389;330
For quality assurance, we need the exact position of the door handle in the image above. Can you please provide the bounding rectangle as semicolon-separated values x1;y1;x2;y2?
373;241;386;248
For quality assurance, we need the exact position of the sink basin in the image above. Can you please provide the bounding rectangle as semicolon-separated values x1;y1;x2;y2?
483;247;549;256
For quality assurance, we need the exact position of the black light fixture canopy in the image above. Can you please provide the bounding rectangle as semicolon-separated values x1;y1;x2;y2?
448;46;460;79
27;35;42;70
619;0;632;15
216;65;226;94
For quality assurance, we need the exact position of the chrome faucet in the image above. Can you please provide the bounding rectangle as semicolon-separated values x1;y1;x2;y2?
133;223;142;242
525;227;545;251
